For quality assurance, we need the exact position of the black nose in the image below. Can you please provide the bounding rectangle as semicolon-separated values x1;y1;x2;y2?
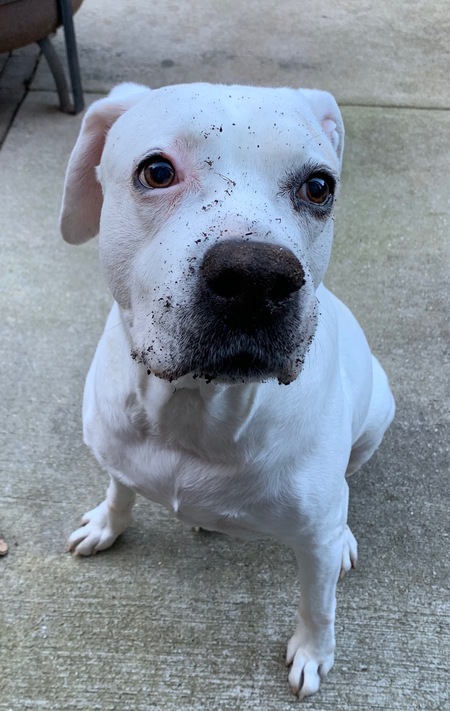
200;240;305;311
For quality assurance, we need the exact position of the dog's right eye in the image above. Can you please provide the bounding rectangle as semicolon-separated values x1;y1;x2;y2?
137;157;176;189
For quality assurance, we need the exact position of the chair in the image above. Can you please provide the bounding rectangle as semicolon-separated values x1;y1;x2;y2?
0;0;84;113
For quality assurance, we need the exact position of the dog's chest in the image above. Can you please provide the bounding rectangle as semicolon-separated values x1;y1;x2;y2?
122;384;298;537
125;440;286;539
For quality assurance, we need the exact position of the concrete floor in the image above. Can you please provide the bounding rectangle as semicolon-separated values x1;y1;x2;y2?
1;1;449;709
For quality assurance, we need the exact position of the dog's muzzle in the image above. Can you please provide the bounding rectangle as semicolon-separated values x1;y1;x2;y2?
182;240;310;383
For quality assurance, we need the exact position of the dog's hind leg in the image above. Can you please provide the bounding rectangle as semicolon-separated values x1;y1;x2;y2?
67;474;136;556
346;356;395;477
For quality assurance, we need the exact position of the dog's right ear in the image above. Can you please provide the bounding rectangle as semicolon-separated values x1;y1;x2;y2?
299;88;345;167
60;83;149;245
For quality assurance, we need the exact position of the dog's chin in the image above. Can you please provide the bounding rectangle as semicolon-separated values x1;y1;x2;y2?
143;350;305;386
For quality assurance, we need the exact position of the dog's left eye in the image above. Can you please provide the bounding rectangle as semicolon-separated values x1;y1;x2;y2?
138;157;176;189
297;175;333;205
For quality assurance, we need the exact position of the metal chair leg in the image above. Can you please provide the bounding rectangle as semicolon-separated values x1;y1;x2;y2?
58;0;84;114
37;36;73;113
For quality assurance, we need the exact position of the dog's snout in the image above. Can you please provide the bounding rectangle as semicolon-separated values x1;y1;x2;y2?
192;239;309;380
201;240;305;308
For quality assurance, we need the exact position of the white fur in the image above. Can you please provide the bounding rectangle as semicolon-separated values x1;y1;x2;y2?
61;83;394;700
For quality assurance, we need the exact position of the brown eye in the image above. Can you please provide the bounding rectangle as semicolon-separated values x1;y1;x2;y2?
298;176;332;205
138;157;176;189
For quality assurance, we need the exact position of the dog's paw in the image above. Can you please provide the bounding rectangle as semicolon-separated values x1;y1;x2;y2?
286;626;335;700
67;500;131;556
340;525;357;578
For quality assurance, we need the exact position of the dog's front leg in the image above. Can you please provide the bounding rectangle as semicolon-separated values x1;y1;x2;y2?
286;535;343;699
67;475;136;556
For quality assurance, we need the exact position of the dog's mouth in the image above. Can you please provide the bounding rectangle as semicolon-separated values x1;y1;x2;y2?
131;296;318;386
131;336;305;385
161;322;314;385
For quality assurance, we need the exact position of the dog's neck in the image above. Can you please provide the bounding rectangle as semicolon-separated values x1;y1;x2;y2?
179;375;262;439
137;369;264;454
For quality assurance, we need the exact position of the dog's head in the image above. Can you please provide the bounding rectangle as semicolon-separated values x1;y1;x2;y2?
61;83;344;384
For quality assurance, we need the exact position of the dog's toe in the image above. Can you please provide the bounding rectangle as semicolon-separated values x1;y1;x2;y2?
289;658;321;699
287;647;334;700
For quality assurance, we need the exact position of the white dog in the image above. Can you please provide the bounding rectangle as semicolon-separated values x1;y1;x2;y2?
60;82;395;699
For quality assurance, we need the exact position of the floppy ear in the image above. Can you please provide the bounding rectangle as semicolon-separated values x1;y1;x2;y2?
300;89;345;166
60;82;150;245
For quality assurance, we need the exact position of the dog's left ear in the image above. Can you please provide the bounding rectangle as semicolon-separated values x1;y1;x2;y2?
299;89;345;166
60;82;150;245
